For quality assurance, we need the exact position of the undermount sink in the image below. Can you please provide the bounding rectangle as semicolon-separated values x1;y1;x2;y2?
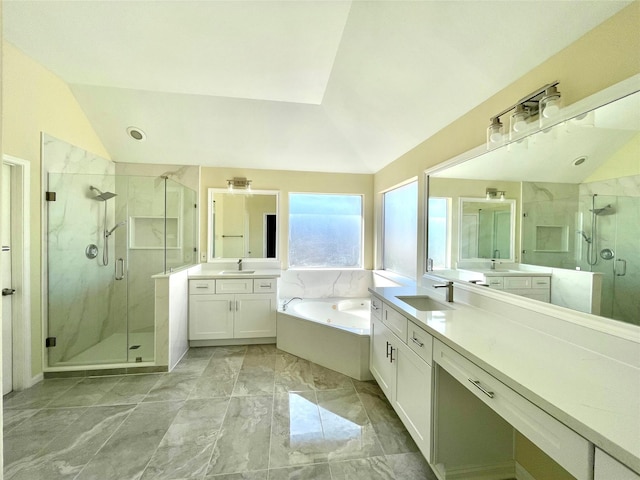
220;270;255;275
396;295;453;311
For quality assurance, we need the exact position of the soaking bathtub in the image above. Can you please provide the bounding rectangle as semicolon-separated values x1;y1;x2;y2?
276;297;373;381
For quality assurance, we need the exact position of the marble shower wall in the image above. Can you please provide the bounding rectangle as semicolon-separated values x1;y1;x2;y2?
44;134;118;364
521;182;579;269
278;270;373;300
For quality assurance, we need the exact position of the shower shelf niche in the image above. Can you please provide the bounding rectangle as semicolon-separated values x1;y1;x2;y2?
129;216;181;249
533;225;569;253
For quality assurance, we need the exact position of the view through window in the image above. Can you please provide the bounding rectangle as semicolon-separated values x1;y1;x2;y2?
289;193;363;267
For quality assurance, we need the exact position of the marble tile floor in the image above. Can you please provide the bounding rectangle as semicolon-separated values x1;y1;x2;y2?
3;344;437;480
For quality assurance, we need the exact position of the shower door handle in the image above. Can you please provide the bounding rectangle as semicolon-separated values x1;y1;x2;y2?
115;258;125;280
614;259;627;277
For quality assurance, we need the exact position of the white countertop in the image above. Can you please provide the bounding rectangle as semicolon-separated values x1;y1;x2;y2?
369;284;640;473
188;266;281;279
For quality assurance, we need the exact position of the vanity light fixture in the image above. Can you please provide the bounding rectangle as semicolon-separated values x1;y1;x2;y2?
485;188;506;201
227;177;252;192
486;81;561;149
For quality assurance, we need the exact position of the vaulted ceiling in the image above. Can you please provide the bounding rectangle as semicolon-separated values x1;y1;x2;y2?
3;1;631;173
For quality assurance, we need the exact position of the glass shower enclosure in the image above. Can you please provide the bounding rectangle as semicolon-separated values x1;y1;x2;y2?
46;173;197;367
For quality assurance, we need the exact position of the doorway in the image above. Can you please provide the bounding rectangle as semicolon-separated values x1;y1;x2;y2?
2;155;32;394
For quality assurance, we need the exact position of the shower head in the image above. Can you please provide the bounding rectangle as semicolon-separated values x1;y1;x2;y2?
589;204;615;216
90;186;117;201
576;230;591;243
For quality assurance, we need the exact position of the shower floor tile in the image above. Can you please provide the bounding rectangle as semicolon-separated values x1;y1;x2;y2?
3;345;436;480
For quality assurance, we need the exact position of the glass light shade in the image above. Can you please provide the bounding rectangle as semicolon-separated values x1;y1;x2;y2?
511;111;528;132
486;119;504;149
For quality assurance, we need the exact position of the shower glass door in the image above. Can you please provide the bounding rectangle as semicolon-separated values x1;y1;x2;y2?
577;193;638;325
47;173;129;366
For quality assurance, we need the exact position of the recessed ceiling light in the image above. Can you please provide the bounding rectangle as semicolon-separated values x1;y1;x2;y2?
126;126;146;141
573;156;587;166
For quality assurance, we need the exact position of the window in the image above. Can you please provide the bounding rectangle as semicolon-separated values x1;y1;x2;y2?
383;181;417;278
289;193;363;268
428;197;449;269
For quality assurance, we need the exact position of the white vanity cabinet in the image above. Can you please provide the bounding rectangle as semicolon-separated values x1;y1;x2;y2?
188;277;277;341
595;449;640;480
434;339;592;480
486;275;551;302
370;299;433;461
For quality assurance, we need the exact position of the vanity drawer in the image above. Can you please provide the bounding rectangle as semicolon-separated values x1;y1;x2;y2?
216;279;253;294
370;296;382;321
253;278;276;293
434;340;591;480
189;279;215;294
486;277;504;289
407;321;433;365
503;276;532;289
531;276;551;288
383;305;408;342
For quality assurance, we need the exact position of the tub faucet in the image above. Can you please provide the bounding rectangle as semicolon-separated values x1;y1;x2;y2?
282;297;302;312
238;258;243;271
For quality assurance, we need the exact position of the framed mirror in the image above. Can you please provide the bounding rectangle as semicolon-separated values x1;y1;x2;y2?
426;75;640;327
207;188;279;261
459;198;516;262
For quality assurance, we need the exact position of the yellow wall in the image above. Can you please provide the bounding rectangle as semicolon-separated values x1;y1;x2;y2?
200;167;374;269
2;41;110;377
585;132;640;182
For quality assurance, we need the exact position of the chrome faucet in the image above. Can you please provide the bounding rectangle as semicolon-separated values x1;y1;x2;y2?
434;281;454;302
238;258;243;271
282;297;302;312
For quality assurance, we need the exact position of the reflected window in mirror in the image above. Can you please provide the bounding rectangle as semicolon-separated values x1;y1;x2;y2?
383;181;417;278
289;193;363;268
207;188;279;261
427;197;450;269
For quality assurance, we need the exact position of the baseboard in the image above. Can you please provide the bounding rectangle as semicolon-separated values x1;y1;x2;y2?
515;462;536;480
30;372;44;388
441;461;515;480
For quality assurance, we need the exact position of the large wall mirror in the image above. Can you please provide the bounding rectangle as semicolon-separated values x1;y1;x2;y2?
427;75;639;327
207;188;279;261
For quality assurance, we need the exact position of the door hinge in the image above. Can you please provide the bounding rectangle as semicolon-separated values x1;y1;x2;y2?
45;337;57;348
45;191;57;201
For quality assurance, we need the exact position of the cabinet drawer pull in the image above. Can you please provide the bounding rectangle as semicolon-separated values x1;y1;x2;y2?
372;303;379;310
386;341;391;358
229;301;233;312
196;285;208;289
259;283;271;288
389;346;395;363
411;336;424;348
468;379;494;398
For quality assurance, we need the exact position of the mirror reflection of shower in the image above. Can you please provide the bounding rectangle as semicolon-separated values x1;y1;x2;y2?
577;194;616;267
90;185;124;266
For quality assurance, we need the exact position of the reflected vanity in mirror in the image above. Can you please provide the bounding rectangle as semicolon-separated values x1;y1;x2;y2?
427;76;640;327
207;188;279;261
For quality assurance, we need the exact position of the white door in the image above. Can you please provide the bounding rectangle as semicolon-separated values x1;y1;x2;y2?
2;163;14;395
